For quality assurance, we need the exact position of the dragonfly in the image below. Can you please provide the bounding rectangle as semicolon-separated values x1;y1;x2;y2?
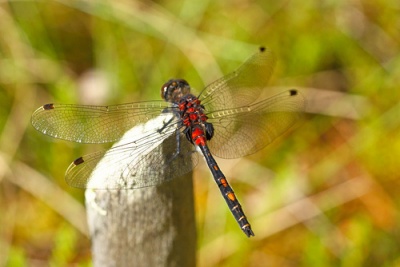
31;47;305;237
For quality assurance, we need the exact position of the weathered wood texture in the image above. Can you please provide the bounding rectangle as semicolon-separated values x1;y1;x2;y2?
85;119;197;267
86;172;196;267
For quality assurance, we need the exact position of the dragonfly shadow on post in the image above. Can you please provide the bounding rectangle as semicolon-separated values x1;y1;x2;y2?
31;46;305;240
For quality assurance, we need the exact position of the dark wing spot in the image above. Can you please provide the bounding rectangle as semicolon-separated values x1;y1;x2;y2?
289;89;298;96
73;157;85;165
43;103;55;110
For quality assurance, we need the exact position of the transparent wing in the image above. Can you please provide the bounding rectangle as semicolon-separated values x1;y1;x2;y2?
207;90;305;159
199;47;276;111
31;101;171;144
65;114;198;189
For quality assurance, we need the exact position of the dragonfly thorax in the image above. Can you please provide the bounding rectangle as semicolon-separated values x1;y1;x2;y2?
161;79;191;103
178;94;214;146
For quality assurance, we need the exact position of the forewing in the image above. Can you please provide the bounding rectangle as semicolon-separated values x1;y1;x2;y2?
207;90;305;158
65;114;198;189
31;101;170;143
199;47;276;111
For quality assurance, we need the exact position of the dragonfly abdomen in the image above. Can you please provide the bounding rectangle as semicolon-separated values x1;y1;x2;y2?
199;144;254;237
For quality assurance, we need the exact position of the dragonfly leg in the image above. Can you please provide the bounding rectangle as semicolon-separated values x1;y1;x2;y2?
157;116;175;134
164;129;185;165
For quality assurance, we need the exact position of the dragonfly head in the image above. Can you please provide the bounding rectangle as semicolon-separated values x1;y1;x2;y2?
161;79;191;103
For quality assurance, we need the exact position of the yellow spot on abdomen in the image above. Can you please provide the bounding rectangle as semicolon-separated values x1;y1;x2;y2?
227;192;236;201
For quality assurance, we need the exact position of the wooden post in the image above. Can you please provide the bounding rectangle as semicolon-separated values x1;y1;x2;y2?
85;117;197;267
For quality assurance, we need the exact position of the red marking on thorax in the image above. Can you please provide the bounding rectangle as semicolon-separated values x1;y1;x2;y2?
178;102;186;111
179;95;209;146
189;113;198;121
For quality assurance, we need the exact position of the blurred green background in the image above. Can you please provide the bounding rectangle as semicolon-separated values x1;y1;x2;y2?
1;0;399;266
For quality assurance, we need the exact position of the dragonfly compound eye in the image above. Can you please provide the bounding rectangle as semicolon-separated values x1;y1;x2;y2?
161;79;191;103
